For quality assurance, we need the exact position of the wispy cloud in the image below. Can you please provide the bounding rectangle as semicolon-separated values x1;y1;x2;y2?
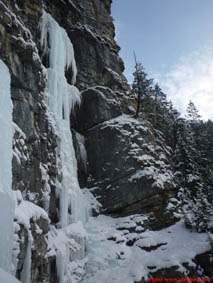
114;20;123;41
159;48;213;120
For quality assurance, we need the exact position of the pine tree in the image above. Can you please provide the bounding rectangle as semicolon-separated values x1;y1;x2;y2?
186;100;201;121
153;83;167;105
205;120;213;162
132;59;153;118
151;83;166;125
151;87;180;148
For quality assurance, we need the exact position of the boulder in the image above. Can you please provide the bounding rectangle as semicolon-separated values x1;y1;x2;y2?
72;86;122;132
85;115;176;215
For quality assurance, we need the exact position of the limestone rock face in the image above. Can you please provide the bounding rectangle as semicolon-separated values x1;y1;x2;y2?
69;0;129;91
40;0;129;92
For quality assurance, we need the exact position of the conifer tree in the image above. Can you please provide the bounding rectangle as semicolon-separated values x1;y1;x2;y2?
186;100;201;121
174;118;213;232
132;58;153;118
152;83;166;125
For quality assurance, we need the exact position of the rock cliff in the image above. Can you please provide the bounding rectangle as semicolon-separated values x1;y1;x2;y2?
0;0;212;282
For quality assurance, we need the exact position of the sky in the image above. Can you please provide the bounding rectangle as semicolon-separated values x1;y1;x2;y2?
111;0;213;120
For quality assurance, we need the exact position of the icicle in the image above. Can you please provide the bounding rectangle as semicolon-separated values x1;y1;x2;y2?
40;11;77;87
20;232;32;283
75;132;88;173
56;247;68;283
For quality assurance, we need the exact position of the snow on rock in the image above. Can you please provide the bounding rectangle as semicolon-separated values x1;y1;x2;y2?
12;190;49;277
13;190;49;229
82;188;102;215
105;67;124;86
0;1;32;40
72;23;114;48
84;215;210;283
0;60;14;273
101;115;175;190
47;222;88;283
86;114;175;214
40;162;51;212
12;123;29;166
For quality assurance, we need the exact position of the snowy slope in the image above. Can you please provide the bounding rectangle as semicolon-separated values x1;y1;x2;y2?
84;215;210;283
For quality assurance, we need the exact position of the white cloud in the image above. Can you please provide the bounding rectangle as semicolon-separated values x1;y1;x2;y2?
159;49;213;120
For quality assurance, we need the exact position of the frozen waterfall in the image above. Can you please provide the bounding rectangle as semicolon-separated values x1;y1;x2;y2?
0;60;14;273
40;11;90;283
40;10;89;228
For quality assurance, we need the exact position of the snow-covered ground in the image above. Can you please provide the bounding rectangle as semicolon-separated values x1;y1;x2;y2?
84;215;210;283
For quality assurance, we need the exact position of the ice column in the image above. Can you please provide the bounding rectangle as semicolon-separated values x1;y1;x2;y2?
20;232;32;283
0;60;14;272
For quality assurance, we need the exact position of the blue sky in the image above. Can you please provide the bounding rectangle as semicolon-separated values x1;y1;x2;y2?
111;0;213;119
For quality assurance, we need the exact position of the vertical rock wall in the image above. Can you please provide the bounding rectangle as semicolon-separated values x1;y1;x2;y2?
42;0;129;92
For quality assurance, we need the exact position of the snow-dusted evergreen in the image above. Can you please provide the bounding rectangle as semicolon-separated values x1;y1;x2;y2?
175;118;213;233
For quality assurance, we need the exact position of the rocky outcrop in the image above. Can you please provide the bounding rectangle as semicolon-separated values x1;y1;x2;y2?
73;87;176;219
85;115;175;214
